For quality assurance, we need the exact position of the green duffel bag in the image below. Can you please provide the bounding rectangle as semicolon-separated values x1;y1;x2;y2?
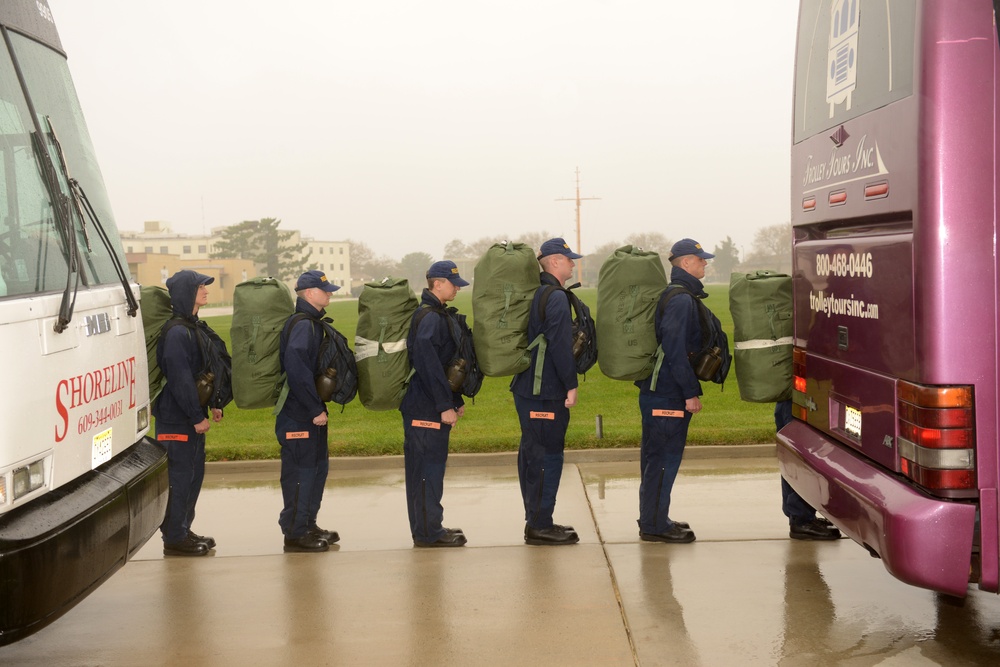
729;270;793;403
595;245;668;381
140;284;174;403
355;277;420;411
230;277;295;409
472;241;540;377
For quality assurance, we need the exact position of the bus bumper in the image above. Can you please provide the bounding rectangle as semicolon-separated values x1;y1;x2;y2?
777;420;976;598
0;437;168;645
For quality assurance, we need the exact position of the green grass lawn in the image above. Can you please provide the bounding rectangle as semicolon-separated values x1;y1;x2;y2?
190;285;775;461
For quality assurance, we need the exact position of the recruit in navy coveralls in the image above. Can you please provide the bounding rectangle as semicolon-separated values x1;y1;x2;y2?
276;270;341;553
510;238;582;546
399;260;470;548
154;269;222;557
635;238;715;544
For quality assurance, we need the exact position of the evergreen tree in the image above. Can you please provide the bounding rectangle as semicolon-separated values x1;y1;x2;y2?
400;252;435;289
212;218;309;281
710;236;741;283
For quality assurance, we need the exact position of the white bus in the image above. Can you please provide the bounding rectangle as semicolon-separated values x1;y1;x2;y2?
0;0;167;643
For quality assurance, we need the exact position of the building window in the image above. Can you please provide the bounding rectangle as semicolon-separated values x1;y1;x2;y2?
145;246;153;253
198;245;207;253
183;245;191;254
127;246;133;253
159;246;168;254
340;263;344;271
339;247;344;254
319;247;324;254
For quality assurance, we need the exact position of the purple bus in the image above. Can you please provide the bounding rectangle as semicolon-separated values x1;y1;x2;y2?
777;0;999;598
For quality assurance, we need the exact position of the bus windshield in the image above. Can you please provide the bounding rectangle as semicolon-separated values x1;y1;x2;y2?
0;29;125;298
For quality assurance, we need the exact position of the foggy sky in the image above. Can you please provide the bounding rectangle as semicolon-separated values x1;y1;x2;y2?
47;0;798;261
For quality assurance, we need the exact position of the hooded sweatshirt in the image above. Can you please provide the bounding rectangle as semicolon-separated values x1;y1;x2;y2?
153;271;209;426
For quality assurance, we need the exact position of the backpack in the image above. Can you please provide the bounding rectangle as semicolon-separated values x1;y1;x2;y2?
156;316;233;410
411;304;484;399
355;278;420;410
143;284;233;409
536;284;597;375
729;270;793;402
140;285;173;402
595;245;669;381
282;313;359;407
652;286;732;389
230;277;295;409
472;241;540;376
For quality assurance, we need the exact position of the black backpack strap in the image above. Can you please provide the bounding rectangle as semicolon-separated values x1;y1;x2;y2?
655;286;711;348
537;284;571;324
412;303;462;345
159;316;205;370
411;304;439;333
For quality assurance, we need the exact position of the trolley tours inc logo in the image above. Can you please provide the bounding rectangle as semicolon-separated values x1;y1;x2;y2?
54;357;136;442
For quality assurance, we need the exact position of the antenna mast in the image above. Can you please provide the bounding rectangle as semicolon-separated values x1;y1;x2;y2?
556;167;600;284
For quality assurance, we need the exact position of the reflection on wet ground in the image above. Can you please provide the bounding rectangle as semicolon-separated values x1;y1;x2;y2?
2;456;1000;665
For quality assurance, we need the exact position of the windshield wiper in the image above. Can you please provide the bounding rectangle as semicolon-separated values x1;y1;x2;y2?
29;127;79;333
46;117;138;318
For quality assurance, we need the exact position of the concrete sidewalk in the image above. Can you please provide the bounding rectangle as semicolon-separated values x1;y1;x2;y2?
4;453;1000;666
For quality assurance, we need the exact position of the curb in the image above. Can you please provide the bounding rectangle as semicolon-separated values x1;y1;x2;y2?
206;443;777;473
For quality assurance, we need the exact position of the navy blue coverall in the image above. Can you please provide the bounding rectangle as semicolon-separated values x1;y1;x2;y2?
154;271;212;544
399;289;465;543
775;399;819;525
635;266;707;535
276;298;331;540
510;272;578;530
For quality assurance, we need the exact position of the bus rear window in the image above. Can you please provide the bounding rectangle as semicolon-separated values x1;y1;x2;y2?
793;0;916;144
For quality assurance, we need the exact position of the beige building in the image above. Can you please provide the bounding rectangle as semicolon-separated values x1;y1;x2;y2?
121;221;352;303
300;236;351;291
127;252;255;306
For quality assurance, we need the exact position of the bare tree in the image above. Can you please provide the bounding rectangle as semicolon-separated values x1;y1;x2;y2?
750;222;792;258
347;239;374;272
364;255;401;282
468;235;509;257
624;232;672;256
582;240;622;284
443;239;471;258
744;223;793;273
513;231;556;254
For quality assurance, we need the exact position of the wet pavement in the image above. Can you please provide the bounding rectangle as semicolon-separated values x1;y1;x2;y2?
3;450;1000;666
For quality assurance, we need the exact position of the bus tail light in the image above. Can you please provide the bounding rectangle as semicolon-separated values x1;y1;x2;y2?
791;347;808;420
897;380;975;492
